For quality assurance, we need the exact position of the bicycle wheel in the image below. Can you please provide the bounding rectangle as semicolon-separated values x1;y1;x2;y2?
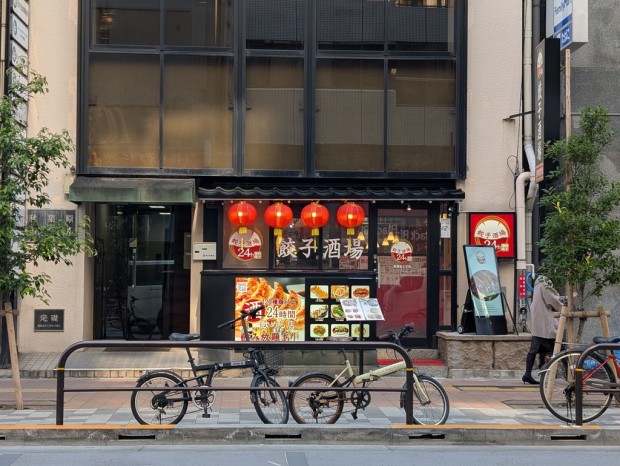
400;374;449;425
251;375;289;424
130;372;189;425
539;350;614;423
289;372;345;424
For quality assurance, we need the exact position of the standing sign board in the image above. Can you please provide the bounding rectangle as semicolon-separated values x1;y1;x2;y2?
463;246;507;335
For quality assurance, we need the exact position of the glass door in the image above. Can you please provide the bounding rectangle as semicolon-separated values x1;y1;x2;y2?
94;204;191;340
376;208;428;341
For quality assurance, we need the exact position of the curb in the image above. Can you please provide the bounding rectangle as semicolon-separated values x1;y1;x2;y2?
0;424;617;446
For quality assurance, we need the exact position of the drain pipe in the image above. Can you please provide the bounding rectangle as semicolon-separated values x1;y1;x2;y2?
516;0;539;322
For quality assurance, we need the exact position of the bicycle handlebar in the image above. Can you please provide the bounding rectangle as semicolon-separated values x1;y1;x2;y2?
216;303;265;329
377;323;415;343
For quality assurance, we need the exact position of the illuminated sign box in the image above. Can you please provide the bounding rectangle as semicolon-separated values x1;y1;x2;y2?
468;212;516;259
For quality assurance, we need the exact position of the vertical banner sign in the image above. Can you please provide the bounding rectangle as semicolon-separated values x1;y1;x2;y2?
534;39;546;183
534;38;561;183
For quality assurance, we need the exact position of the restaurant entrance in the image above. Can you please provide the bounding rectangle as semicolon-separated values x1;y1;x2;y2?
376;207;429;342
93;204;191;340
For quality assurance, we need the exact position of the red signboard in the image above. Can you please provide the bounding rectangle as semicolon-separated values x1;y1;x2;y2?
468;213;516;259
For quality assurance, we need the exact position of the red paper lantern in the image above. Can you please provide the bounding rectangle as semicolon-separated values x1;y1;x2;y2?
264;202;293;249
227;201;257;234
301;202;329;251
336;202;365;236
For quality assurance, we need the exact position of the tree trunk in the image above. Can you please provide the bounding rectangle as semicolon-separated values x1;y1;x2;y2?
2;302;23;409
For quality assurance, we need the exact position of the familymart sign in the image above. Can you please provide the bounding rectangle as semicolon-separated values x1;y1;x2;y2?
547;0;588;50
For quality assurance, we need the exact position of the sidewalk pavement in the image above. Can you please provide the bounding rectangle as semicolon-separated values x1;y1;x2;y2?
0;349;619;445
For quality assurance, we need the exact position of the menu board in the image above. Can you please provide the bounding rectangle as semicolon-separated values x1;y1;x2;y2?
306;279;375;340
339;298;385;321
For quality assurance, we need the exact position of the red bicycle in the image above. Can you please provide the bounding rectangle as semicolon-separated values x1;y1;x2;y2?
539;335;620;423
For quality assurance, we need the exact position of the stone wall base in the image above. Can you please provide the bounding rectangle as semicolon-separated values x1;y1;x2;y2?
437;331;533;378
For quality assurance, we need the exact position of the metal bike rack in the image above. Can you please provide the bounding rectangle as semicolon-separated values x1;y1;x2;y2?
574;342;620;425
55;339;416;425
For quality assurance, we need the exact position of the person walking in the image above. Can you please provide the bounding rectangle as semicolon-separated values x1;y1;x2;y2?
522;274;564;384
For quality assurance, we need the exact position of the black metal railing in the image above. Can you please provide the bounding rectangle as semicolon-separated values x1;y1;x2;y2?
56;340;416;425
574;343;620;425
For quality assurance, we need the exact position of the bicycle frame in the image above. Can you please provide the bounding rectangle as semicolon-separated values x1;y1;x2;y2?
324;349;430;406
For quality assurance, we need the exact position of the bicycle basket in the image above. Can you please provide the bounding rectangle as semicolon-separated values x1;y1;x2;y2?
257;349;284;375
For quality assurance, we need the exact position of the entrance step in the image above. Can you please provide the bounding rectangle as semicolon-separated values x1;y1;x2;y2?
376;348;448;378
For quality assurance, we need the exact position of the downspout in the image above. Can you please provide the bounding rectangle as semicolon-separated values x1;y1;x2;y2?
516;0;539;320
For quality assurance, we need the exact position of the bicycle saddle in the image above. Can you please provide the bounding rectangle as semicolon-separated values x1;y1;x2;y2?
169;333;201;341
593;335;620;344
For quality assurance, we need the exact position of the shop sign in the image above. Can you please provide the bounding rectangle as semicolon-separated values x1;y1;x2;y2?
277;237;365;261
234;277;305;341
390;240;413;264
34;309;64;332
9;41;27;70
468;212;515;259
27;209;77;230
229;229;262;261
12;0;29;26
10;14;28;50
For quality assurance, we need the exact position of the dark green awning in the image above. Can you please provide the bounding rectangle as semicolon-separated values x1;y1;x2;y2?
69;177;196;204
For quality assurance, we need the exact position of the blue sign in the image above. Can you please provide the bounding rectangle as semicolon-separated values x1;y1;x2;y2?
549;0;586;50
555;21;573;49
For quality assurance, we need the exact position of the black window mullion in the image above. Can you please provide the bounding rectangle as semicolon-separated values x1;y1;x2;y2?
234;0;245;175
305;0;316;177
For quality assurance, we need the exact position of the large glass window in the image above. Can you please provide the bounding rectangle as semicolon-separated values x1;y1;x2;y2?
315;60;384;172
387;60;455;172
88;54;160;168
316;0;454;52
163;55;233;169
269;202;369;271
84;0;461;177
164;0;232;47
92;0;232;47
317;0;384;51
92;0;160;45
245;58;304;171
246;0;304;50
387;0;454;52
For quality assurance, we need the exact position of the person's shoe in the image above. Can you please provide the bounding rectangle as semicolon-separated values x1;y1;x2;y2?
522;374;539;385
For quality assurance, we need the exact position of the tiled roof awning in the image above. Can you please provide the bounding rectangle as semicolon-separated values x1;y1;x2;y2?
198;185;464;202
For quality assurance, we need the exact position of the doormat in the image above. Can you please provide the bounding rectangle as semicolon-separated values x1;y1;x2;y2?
377;358;446;367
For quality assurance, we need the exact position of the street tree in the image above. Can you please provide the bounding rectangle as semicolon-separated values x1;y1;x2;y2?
0;65;93;370
538;106;620;328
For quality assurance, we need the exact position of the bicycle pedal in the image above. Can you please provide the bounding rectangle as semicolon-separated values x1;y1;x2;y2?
202;413;211;418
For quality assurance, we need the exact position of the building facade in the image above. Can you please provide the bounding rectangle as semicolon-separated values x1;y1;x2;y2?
4;0;524;353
